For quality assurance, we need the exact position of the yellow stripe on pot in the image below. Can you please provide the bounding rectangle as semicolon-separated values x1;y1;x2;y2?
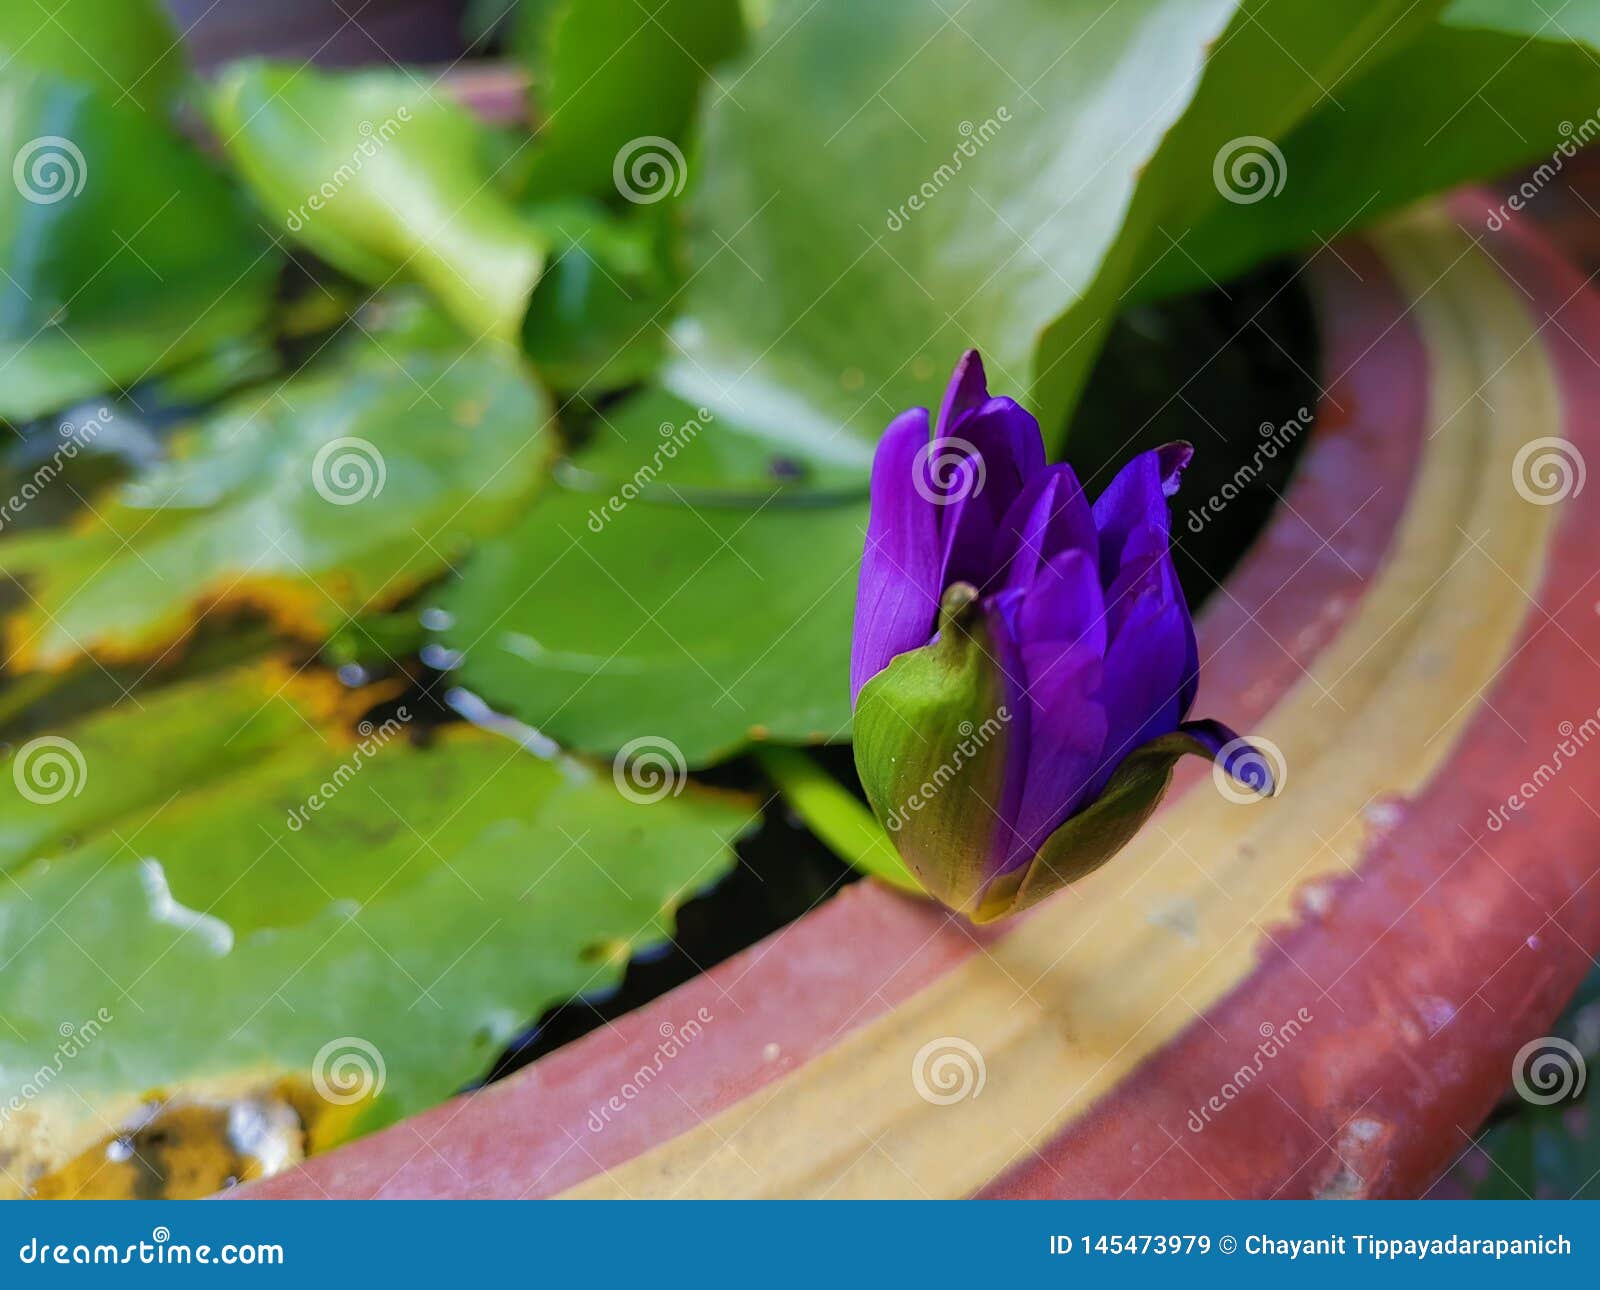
566;210;1562;1199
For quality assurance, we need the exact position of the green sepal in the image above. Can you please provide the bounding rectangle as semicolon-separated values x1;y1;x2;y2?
852;584;1015;915
971;727;1222;923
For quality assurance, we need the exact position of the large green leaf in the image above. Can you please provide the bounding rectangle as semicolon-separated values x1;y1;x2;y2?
0;70;281;422
210;62;546;347
0;664;754;1197
1138;7;1600;301
1;335;553;670
521;0;744;199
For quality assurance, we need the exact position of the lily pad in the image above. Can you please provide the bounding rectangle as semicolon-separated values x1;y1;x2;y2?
0;664;755;1197
0;69;281;423
1;336;553;670
210;61;547;347
1137;7;1600;301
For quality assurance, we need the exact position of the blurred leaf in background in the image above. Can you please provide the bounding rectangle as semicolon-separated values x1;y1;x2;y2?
211;62;546;347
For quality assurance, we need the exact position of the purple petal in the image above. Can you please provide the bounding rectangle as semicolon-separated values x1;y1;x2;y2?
992;462;1097;593
1091;441;1192;586
935;348;989;439
1094;579;1191;792
935;397;1047;587
1008;638;1106;867
851;408;940;703
1017;547;1106;655
1179;718;1278;797
1004;551;1109;864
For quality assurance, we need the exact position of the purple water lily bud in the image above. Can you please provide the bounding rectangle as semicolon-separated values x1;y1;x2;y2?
851;350;1276;922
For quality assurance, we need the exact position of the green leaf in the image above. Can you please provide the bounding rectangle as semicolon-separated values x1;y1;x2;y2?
521;0;744;199
210;62;546;346
0;664;755;1196
1036;0;1446;429
0;70;281;422
0;0;184;114
1;335;553;670
1445;0;1600;47
520;199;676;393
439;484;862;766
1137;10;1600;302
650;0;1239;472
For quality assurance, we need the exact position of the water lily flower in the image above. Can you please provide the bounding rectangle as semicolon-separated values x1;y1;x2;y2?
851;350;1275;922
